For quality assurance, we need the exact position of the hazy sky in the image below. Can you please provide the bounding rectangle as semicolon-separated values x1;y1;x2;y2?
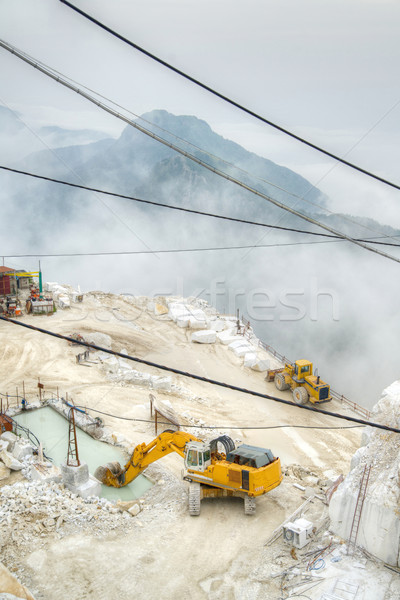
1;1;400;405
1;0;400;224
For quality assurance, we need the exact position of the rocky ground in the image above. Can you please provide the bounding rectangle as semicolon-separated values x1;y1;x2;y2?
0;288;398;599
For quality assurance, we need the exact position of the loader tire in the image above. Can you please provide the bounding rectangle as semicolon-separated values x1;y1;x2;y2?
275;372;289;391
244;495;256;516
189;482;201;516
293;386;308;405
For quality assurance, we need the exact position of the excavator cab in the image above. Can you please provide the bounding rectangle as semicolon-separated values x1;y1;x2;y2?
184;441;211;473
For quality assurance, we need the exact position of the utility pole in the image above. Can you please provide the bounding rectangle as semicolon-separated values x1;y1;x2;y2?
67;406;81;467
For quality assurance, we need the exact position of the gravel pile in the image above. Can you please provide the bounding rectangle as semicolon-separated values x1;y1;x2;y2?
0;480;137;571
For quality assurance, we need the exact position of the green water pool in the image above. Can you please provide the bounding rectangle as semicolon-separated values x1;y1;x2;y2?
14;406;153;501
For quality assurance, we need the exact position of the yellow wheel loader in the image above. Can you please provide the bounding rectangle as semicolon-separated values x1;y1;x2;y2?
273;359;332;405
95;430;282;516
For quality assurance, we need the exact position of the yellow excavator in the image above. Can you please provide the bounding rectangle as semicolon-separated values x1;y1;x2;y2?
95;430;282;515
273;359;332;405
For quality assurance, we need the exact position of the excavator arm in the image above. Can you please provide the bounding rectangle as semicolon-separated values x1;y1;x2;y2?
95;430;201;488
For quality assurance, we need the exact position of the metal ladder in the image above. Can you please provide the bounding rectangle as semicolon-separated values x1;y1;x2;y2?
348;463;371;553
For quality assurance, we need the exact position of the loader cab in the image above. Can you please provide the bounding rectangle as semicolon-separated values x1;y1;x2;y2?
293;360;313;382
184;442;211;473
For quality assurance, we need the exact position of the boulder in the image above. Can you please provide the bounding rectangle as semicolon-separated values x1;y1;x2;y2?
49;284;66;298
12;440;34;461
228;339;255;357
84;332;112;350
29;462;61;483
60;462;101;498
168;303;191;323
73;476;101;499
0;450;23;471
188;315;208;330
217;330;241;345
244;352;257;368
61;461;90;487
176;315;191;328
45;281;58;292
58;294;71;309
191;330;217;344
151;377;172;391
208;319;226;332
251;358;271;372
121;371;152;386
168;303;207;329
128;503;141;517
0;432;17;452
115;500;137;512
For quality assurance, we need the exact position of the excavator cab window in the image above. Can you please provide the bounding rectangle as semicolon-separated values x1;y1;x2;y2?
187;450;198;467
186;444;212;471
301;365;310;374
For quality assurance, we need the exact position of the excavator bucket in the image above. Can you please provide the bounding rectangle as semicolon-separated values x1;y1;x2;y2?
94;461;122;486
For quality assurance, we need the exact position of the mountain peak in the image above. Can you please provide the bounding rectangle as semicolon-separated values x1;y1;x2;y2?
118;109;214;150
140;109;213;136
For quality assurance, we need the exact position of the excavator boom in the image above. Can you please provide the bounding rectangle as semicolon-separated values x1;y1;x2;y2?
95;430;201;488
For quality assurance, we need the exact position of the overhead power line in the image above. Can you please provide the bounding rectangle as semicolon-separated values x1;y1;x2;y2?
0;164;334;239
11;58;392;248
73;405;362;431
0;48;399;265
5;52;395;245
59;0;400;193
115;110;400;244
1;42;399;264
3;35;394;247
4;164;400;248
3;238;400;259
0;242;341;259
0;165;398;247
0;391;364;429
0;315;398;435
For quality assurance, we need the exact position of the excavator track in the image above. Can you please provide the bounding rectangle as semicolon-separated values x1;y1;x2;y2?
244;495;256;516
189;482;201;516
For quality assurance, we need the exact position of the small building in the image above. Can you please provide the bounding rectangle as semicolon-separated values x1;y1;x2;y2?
0;266;17;296
15;270;31;290
0;414;13;433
